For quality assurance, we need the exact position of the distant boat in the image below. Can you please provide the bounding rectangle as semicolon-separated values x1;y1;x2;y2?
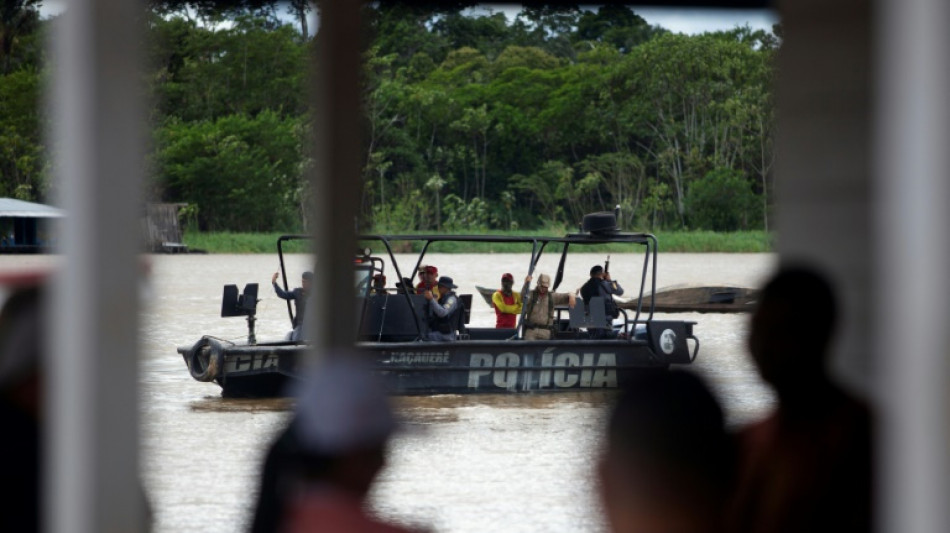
475;285;496;307
619;285;758;314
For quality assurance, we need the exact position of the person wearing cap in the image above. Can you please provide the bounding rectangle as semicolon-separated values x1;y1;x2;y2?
491;273;523;329
250;357;424;533
415;265;440;299
271;270;313;342
522;273;575;340
423;276;460;341
580;264;624;339
371;273;387;295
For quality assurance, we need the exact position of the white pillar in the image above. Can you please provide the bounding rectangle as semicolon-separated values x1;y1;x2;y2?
774;0;874;394
48;1;146;531
307;0;362;356
874;0;950;531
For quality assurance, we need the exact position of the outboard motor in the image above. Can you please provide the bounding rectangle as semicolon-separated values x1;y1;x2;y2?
221;283;259;344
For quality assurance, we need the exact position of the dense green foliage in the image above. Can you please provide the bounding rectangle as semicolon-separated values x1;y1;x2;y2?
360;4;778;234
0;1;46;200
1;3;778;237
155;111;306;231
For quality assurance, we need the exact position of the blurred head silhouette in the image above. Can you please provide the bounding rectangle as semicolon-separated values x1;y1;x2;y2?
598;370;733;533
0;274;47;533
748;265;837;397
289;356;397;495
0;278;45;419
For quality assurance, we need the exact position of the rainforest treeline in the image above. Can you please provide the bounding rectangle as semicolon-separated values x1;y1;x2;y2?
1;2;778;233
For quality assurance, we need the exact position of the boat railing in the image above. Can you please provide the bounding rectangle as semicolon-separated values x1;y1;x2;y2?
278;227;661;342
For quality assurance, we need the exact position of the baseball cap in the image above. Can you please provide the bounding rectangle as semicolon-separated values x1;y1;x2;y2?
537;273;551;287
290;356;397;455
501;273;514;281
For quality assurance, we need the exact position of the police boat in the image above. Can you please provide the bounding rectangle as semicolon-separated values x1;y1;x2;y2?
178;210;699;397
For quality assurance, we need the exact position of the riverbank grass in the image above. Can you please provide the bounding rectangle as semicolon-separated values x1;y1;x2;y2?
182;232;310;254
183;230;773;254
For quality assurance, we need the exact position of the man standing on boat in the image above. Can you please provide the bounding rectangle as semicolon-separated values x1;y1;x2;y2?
522;273;575;340
580;264;624;339
415;265;440;299
271;270;312;341
491;273;523;329
424;276;460;341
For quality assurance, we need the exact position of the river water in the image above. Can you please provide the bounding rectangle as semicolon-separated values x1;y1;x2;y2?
2;252;778;533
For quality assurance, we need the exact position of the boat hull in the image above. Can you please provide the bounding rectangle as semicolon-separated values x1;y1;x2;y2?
178;322;697;398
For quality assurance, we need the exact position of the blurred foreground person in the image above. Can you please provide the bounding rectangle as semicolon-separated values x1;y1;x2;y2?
598;370;733;533
0;271;154;532
0;278;43;532
250;356;424;533
726;266;873;532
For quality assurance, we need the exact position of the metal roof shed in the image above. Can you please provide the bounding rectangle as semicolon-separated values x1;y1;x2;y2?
0;197;65;253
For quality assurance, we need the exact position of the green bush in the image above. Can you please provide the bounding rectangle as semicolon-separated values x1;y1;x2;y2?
154;111;305;232
686;167;761;231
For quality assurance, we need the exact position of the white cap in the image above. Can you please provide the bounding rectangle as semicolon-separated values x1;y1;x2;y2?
290;355;396;455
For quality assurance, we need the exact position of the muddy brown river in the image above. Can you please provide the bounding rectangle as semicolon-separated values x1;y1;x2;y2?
1;252;778;532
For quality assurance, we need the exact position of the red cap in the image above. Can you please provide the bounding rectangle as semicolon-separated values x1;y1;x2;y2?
501;273;514;281
425;265;438;274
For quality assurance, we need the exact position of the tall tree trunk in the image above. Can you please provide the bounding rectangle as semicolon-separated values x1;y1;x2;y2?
295;2;309;40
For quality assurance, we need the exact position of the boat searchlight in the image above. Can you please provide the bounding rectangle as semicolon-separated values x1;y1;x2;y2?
221;283;259;344
581;205;622;235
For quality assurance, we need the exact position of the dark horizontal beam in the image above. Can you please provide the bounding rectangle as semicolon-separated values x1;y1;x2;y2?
376;1;773;9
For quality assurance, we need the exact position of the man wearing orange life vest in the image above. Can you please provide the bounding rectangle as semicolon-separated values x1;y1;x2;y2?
491;272;523;328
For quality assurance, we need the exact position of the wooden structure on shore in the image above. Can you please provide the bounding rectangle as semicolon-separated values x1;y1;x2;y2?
142;203;191;253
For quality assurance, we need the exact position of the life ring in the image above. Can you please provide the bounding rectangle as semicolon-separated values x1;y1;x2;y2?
187;336;224;382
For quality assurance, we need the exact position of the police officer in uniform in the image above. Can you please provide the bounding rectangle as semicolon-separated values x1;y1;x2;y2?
424;276;460;341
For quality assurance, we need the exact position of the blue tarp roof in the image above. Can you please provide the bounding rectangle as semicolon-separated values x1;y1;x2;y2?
0;198;65;218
